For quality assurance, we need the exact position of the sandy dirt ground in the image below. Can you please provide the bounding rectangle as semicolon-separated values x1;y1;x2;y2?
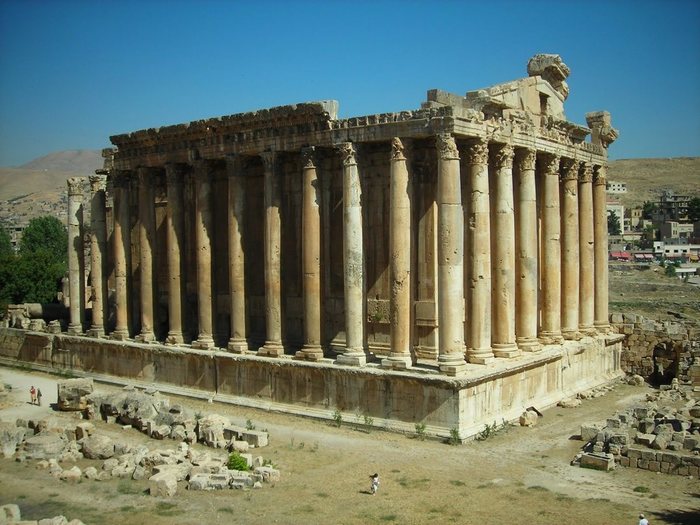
0;366;698;525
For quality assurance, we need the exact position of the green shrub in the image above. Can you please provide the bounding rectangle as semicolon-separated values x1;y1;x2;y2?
414;422;427;440
332;409;342;427
227;451;250;471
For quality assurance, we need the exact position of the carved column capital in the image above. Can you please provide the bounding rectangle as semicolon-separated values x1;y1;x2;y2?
436;133;459;160
490;143;514;169
464;139;488;165
593;165;607;186
301;147;316;169
540;153;561;175
67;177;85;196
259;150;277;172
515;148;536;172
391;137;408;161
88;174;106;193
560;158;578;181
578;162;593;183
337;142;357;167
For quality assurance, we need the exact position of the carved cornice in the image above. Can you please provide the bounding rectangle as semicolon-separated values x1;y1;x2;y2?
88;175;106;193
301;147;316;170
515;148;536;172
337;142;357;167
464;139;488;165
539;153;560;176
578;162;593;184
491;143;514;169
436;133;459;161
593;165;606;186
559;158;578;182
67;177;85;197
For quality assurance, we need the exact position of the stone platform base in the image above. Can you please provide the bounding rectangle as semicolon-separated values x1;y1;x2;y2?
0;327;623;439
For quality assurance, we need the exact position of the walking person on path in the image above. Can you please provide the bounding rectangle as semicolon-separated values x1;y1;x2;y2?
370;473;380;495
37;388;42;407
29;385;36;405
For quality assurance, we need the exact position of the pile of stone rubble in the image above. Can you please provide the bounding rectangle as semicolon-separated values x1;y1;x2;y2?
572;380;700;475
0;503;83;525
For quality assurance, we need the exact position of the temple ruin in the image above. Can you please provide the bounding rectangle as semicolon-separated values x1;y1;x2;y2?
2;54;624;438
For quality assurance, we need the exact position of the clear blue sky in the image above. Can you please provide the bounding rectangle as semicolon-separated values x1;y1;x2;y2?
0;0;698;166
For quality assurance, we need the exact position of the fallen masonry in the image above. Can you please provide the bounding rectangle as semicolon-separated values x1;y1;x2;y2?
0;503;84;525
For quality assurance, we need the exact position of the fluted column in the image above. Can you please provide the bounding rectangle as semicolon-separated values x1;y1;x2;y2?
226;156;248;353
490;143;519;358
87;175;107;338
560;158;580;339
258;151;284;357
539;153;563;343
465;139;494;364
135;167;156;343
578;163;595;333
514;149;540;351
111;171;130;340
336;142;366;366
436;134;467;375
382;138;413;369
593;165;609;331
192;160;215;349
67;177;84;335
164;163;186;345
294;147;323;361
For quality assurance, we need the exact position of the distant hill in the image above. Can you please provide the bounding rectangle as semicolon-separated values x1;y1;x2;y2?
17;149;103;173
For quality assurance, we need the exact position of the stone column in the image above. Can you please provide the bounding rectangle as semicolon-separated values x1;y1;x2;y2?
593;165;609;331
111;171;130;340
578;163;595;334
514;149;540;351
258;151;284;357
87;175;107;338
465;139;494;364
436;134;467;375
135;167;156;343
490;143;519;358
226;156;248;353
67;177;84;335
539;153;563;343
295;147;323;361
382;137;413;369
164;163;186;345
336;142;366;366
560;158;580;340
192;160;215;349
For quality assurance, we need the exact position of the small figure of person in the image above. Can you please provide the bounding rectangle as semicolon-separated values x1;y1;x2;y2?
37;388;42;407
639;513;649;525
370;473;380;495
30;385;37;405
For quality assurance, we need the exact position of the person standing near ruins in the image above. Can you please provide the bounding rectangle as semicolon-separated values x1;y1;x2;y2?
638;513;649;525
37;388;42;406
29;385;36;405
370;473;380;495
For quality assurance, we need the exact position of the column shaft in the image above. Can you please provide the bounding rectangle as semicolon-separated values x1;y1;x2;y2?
296;148;323;360
490;143;519;357
226;156;248;352
560;159;580;339
466;140;494;364
436;134;467;375
336;142;366;366
539;154;563;342
67;177;84;334
136;167;156;342
514;149;540;350
383;138;413;369
593;165;610;330
192;161;215;349
87;175;107;337
578;163;595;332
165;164;185;344
111;171;130;340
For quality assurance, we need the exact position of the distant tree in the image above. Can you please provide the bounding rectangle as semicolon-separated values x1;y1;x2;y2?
19;216;67;259
607;211;621;235
0;228;12;257
688;197;700;222
641;201;657;220
0;229;17;309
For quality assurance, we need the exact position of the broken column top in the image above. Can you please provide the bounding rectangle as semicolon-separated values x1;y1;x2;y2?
527;53;570;100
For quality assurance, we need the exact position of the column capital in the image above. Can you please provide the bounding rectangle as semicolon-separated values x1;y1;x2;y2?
560;158;578;181
391;137;409;161
88;174;106;193
490;143;514;169
337;142;357;167
578;162;593;183
593;165;607;186
259;150;277;172
67;177;85;197
436;133;459;160
540;152;561;175
301;146;317;169
464;139;488;165
515;148;537;172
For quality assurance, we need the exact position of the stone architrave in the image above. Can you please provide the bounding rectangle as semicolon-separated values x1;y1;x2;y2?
258;151;284;357
87;175;107;338
560;158;580;340
192;161;216;349
111;170;131;340
135;167;156;343
465;139;494;365
514;149;540;351
578;162;595;334
67;177;84;335
382;137;413;370
436;134;467;375
538;153;563;343
164;163;186;345
335;142;366;366
226;156;248;353
296;147;323;361
489;143;519;358
593;165;609;331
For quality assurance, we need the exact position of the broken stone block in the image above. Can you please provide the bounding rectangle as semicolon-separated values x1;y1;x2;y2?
0;422;27;458
59;466;82;483
74;422;94;441
254;465;281;482
635;433;656;447
0;504;21;523
149;471;177;497
25;432;68;460
638;419;655;434
580;452;615;471
230;440;249;453
197;414;230;448
57;378;94;411
188;473;210;491
558;398;581;408
81;434;114;459
580;424;599;442
519;409;538;427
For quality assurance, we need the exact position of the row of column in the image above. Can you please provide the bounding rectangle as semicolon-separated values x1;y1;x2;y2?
69;135;610;376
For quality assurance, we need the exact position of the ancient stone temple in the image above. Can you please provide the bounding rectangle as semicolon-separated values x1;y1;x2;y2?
2;54;623;438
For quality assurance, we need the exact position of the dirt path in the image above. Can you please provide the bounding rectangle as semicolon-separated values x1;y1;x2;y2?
1;366;698;525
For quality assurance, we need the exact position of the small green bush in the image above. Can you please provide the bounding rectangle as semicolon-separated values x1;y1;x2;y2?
227;451;250;471
414;422;427;440
448;428;461;446
332;409;342;427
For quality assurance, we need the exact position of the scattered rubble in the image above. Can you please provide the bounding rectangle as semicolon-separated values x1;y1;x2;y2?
0;502;84;525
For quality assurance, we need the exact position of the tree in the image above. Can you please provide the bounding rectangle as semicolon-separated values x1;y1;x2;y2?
641;201;657;220
0;228;17;309
0;228;12;257
607;211;621;235
688;197;700;223
19;216;67;259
